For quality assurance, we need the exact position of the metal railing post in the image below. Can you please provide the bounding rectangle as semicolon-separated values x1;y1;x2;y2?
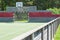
51;23;54;38
48;24;52;40
43;26;48;40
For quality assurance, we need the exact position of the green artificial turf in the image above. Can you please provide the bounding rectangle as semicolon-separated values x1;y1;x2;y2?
0;23;46;40
54;25;60;40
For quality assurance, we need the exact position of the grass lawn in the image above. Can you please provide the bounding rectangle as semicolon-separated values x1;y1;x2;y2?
54;25;60;40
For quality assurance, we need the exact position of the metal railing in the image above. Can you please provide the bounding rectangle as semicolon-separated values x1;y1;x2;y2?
12;17;60;40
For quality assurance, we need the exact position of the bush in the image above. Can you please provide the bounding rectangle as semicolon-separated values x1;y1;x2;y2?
47;8;60;14
15;12;28;21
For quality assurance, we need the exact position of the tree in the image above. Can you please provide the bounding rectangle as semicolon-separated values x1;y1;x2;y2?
0;0;60;10
1;0;16;10
33;0;60;10
33;0;49;10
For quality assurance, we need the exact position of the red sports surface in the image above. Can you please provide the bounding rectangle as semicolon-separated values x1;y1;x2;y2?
29;12;60;17
0;12;14;17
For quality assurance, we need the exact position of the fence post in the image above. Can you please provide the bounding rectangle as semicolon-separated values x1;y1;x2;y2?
43;26;48;40
48;24;52;40
32;33;34;40
51;23;54;38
